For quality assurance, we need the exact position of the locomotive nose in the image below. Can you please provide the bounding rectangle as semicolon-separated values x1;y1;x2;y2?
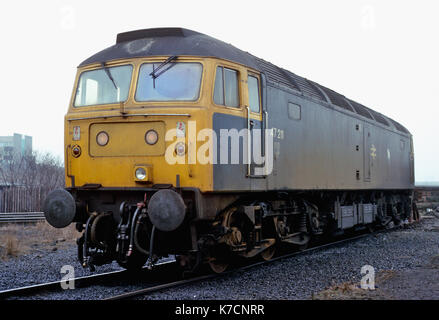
43;189;76;228
147;189;186;232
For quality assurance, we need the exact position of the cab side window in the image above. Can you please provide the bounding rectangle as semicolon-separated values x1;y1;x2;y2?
214;66;239;107
248;75;260;113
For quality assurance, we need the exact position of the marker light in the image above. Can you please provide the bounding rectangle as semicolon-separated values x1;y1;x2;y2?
175;142;186;156
145;130;158;145
96;131;109;146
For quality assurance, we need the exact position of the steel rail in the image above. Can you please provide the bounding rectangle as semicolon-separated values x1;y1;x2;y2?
0;225;401;300
0;260;176;300
104;228;392;300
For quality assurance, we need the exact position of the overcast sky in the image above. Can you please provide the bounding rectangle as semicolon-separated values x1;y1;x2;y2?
0;0;437;182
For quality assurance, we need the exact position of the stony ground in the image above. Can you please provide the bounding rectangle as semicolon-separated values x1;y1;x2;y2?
0;215;438;300
137;216;439;300
313;216;439;300
0;222;122;290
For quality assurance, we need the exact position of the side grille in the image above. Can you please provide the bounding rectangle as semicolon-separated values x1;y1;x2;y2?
313;83;354;112
282;70;327;101
254;58;300;91
348;99;374;120
388;118;409;133
368;109;389;126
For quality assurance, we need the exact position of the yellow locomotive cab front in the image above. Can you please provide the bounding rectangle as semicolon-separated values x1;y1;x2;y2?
64;57;214;192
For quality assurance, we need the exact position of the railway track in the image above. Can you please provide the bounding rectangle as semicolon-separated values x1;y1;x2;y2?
0;260;177;300
0;225;399;300
0;212;45;224
104;232;373;300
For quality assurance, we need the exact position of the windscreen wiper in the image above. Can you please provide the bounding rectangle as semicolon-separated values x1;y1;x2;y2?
149;55;178;88
101;62;118;90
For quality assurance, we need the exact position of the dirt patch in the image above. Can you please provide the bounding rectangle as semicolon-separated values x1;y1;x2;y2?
0;234;20;258
377;267;439;299
312;270;396;300
0;222;79;260
313;258;439;300
314;215;439;300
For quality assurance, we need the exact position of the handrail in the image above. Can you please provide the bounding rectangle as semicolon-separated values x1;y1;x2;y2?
67;113;191;121
264;110;269;176
246;106;251;177
246;107;268;179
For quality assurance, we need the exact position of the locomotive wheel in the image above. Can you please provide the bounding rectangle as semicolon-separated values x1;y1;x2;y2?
207;206;244;273
208;259;229;273
260;245;276;261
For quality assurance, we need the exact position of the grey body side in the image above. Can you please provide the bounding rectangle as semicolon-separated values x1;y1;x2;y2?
213;83;414;192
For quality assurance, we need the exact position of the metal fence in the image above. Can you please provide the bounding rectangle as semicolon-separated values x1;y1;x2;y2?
0;186;55;213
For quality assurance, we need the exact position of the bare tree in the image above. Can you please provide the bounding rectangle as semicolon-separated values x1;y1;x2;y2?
34;152;65;189
0;151;64;188
0;151;64;212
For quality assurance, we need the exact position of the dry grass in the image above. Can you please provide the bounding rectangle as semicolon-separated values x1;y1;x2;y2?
0;232;22;260
312;270;396;300
312;282;372;300
4;235;20;256
33;221;79;245
0;222;80;260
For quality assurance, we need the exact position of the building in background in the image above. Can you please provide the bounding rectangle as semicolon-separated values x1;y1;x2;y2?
0;133;32;162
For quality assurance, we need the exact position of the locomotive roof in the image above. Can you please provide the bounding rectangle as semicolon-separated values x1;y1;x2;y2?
79;28;410;135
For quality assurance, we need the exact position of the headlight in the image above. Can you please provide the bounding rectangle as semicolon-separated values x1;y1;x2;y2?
96;131;109;146
135;167;147;180
175;142;186;156
145;130;158;145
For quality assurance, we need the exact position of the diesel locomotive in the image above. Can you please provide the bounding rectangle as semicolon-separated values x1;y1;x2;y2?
43;28;415;273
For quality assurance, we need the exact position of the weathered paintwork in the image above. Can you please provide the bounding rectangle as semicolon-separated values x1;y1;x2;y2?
65;27;413;212
262;83;413;191
50;28;416;271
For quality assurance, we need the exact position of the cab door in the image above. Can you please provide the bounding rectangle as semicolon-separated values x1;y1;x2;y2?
211;65;268;191
212;64;249;191
246;72;265;178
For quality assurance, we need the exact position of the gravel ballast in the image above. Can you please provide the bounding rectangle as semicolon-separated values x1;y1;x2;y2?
1;217;438;300
139;218;439;300
0;245;122;291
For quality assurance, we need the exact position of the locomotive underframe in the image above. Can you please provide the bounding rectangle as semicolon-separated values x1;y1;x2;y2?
69;186;413;272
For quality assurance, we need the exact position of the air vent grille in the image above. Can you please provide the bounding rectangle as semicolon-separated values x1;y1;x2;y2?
348;99;374;120
254;58;300;91
368;109;389;126
314;84;354;112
